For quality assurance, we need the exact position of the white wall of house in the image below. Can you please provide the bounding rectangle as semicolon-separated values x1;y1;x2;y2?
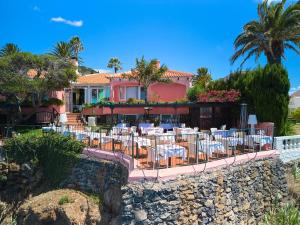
289;96;300;110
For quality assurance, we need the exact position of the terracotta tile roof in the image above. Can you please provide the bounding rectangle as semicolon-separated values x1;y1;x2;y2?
76;73;110;85
108;70;193;79
164;70;193;77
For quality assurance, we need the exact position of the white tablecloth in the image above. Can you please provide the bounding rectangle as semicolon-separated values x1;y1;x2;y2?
246;135;273;147
148;144;186;161
141;127;164;135
198;140;225;156
160;123;176;130
219;137;244;148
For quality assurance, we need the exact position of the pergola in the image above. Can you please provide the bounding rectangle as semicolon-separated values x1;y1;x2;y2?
83;101;245;129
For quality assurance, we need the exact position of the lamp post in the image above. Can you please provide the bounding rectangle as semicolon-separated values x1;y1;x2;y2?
248;114;257;135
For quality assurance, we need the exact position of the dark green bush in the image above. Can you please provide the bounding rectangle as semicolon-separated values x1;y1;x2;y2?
251;65;290;135
4;133;84;186
208;65;290;135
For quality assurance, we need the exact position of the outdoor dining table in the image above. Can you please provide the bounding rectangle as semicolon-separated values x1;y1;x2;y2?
112;127;131;134
142;127;164;135
147;144;186;168
212;130;230;138
159;123;177;130
218;137;244;148
198;140;225;156
246;135;273;148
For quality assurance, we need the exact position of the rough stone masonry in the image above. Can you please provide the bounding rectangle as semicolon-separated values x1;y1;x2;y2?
120;158;288;225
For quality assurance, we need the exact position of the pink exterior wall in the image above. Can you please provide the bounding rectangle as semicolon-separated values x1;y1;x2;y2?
148;83;187;102
49;90;66;113
110;77;190;103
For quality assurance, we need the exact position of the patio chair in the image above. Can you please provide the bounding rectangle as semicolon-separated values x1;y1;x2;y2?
91;138;100;147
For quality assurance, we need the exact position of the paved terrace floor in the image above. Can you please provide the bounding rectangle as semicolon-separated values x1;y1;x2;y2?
83;148;278;182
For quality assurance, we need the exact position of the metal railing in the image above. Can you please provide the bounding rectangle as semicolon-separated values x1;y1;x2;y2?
38;125;274;170
0;124;274;169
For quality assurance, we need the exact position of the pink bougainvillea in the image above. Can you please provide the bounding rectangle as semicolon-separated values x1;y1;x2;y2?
198;90;240;102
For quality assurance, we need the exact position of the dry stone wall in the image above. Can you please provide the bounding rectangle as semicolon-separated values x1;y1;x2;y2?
120;158;288;225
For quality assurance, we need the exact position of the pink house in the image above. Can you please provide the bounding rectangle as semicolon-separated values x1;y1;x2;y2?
72;61;193;122
0;61;193;124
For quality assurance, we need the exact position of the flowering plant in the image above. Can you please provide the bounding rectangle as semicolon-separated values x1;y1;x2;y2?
198;89;240;102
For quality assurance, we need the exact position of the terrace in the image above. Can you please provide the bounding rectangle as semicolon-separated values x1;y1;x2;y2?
37;117;274;170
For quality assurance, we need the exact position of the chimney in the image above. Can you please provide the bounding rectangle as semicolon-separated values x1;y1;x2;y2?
154;60;160;69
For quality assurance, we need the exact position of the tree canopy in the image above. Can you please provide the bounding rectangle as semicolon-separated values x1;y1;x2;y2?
231;0;300;66
107;57;122;73
0;43;20;57
0;52;77;122
123;57;168;102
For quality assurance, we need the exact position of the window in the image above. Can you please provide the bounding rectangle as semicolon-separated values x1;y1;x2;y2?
119;86;126;100
200;107;212;118
140;87;146;100
126;87;138;99
91;88;104;104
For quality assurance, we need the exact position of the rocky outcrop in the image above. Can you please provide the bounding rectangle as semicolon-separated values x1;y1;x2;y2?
16;189;101;225
61;155;128;218
120;158;288;225
0;162;42;203
61;155;128;195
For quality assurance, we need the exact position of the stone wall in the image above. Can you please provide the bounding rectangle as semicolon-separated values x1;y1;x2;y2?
120;158;288;225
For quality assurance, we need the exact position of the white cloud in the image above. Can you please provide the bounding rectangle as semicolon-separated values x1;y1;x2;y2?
50;17;83;27
33;5;40;12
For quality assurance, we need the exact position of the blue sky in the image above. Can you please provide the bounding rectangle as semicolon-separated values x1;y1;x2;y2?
0;0;299;91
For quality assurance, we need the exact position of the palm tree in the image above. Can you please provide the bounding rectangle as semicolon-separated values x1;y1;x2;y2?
69;36;84;61
193;67;212;86
123;57;168;103
107;57;122;73
0;43;20;57
50;41;72;60
231;0;300;66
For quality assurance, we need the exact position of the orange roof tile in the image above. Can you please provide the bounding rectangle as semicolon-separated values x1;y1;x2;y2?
76;73;110;85
108;70;193;79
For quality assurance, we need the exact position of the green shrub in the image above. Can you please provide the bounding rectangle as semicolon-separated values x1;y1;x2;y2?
291;108;300;123
58;195;72;205
282;121;295;136
42;97;64;106
208;65;290;135
187;85;205;102
263;202;300;225
126;98;145;104
251;64;290;135
4;133;84;186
